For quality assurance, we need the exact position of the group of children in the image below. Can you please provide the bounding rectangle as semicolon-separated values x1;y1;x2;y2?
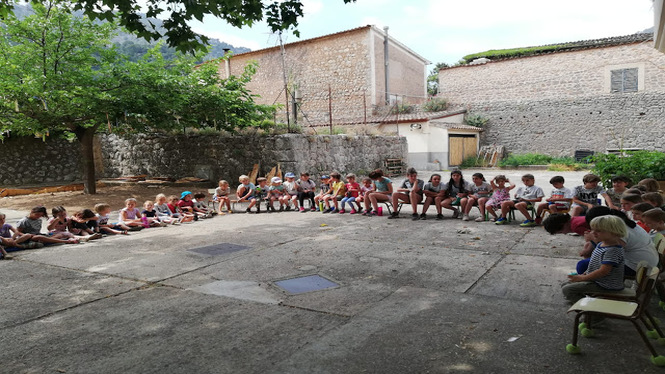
0;191;217;259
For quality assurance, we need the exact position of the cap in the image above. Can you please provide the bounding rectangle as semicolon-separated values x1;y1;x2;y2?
271;177;282;183
321;175;330;180
181;191;192;199
284;172;296;178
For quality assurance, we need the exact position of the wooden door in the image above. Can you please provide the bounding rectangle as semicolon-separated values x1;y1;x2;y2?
449;135;478;166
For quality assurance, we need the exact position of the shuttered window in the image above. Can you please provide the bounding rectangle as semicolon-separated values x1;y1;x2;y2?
610;68;638;93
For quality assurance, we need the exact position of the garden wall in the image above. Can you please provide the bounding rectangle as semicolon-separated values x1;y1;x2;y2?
0;133;407;187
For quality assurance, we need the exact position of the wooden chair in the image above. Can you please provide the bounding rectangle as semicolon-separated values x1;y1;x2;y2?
651;233;665;310
565;266;665;366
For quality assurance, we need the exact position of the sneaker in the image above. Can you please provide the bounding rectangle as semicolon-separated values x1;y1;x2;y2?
350;209;357;214
452;209;460;219
535;217;542;225
339;209;346;214
330;208;337;213
279;206;284;212
255;209;261;214
246;208;251;213
489;217;497;222
436;213;444;220
387;212;399;219
462;214;469;221
89;233;103;240
299;207;305;212
311;206;316;212
411;213;419;221
285;206;291;211
495;217;507;225
475;216;484;222
520;220;537;227
420;213;427;220
362;209;373;216
323;208;331;214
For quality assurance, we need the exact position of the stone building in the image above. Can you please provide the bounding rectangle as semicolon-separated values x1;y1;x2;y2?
437;33;665;156
220;25;430;125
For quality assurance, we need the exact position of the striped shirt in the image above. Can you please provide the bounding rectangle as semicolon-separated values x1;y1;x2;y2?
587;244;624;290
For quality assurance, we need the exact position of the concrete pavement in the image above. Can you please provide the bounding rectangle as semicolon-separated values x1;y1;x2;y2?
2;169;663;373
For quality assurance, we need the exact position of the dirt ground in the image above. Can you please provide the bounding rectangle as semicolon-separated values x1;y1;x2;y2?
0;183;218;213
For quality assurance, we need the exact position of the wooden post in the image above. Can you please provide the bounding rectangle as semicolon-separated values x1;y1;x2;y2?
328;84;333;134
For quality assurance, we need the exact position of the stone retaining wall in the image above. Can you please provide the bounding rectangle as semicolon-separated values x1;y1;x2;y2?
0;134;407;187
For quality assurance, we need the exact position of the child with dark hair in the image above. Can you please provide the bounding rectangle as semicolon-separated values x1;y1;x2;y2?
631;202;656;232
17;206;78;245
70;209;103;239
364;169;392;216
536;175;573;224
620;194;643;219
339;173;360;214
193;192;214;218
254;177;269;214
462;172;491;222
571;173;614;216
638;178;661;193
642;208;665;236
642;192;664;209
606;175;631;207
295;172;316;212
0;212;39;255
323;172;346;214
440;170;471;219
421;173;445;220
485;175;515;222
388;167;424;220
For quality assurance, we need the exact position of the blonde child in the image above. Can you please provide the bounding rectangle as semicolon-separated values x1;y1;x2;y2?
356;177;374;214
643;208;665;236
94;203;131;234
120;198;147;229
142;201;167;227
268;177;288;212
339;173;360;214
323;172;346;213
571;173;615;216
283;173;299;211
314;175;331;212
168;195;194;223
463;172;491;222
236;175;258;213
562;215;626;303
536;176;573;224
154;194;179;224
213;180;232;214
485;175;515;222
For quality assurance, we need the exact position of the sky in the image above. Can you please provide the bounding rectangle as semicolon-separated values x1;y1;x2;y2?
190;0;655;68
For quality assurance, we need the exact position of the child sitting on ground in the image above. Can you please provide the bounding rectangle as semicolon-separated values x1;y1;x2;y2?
314;175;331;212
47;206;77;240
120;198;148;229
463;172;491;222
631;202;655;232
283;173;299;211
339;173;360;214
168;195;194;223
142;201;167;226
17;206;78;245
69;209;103;238
536;176;573;224
268;177;287;212
193;193;214;218
213;180;232;215
153;194;179;224
254;177;269;213
485;175;515;222
0;212;39;255
237;175;258;213
496;173;544;227
571;174;615;216
323;172;346;214
561;215;626;303
605;175;631;208
95;203;131;234
642;208;665;236
177;191;203;220
296;172;317;212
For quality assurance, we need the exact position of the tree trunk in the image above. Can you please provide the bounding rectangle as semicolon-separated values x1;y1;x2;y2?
75;125;99;194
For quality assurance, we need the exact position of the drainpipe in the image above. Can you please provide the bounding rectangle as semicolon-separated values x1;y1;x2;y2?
383;26;390;105
223;48;231;78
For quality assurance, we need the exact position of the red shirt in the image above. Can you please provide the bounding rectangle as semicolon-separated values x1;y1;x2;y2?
570;216;590;236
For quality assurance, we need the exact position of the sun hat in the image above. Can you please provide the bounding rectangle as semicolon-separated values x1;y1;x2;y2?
181;191;192;199
271;176;282;183
321;175;330;180
284;172;296;178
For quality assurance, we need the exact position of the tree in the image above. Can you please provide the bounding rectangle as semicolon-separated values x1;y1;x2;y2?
1;0;357;54
427;62;450;97
0;2;275;193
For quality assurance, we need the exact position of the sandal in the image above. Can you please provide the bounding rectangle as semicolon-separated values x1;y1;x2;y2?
121;230;129;235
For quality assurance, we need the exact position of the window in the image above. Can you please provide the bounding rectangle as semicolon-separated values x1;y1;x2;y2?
610;68;638;93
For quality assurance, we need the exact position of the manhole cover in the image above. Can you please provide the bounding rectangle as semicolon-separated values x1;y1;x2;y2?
274;274;339;294
188;243;250;256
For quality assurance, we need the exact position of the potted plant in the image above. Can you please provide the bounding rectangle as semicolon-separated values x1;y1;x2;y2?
591;151;665;188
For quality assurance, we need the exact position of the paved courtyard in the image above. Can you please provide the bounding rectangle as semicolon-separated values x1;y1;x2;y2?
2;169;664;373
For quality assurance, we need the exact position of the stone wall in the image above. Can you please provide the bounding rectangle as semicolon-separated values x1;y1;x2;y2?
225;26;427;125
437;39;665;155
0;134;407;187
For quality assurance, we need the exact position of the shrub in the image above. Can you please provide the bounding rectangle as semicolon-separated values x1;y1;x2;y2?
390;103;415;114
422;98;448;112
498;153;552;167
591;151;665;188
465;113;489;128
460;156;489;168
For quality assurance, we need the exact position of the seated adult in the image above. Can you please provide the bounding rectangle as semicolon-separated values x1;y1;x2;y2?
543;206;659;276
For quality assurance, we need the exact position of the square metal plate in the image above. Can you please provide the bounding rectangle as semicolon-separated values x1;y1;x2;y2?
274;274;339;294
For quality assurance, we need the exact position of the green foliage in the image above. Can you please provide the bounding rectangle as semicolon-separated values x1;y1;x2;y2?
465;113;489;128
1;0;357;54
591;151;665;188
390;103;415;114
498;153;553;167
460;156;489;168
461;44;567;64
315;127;346;135
422;98;448;112
426;62;449;96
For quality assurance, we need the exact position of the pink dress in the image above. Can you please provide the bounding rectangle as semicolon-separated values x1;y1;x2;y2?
486;188;511;210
